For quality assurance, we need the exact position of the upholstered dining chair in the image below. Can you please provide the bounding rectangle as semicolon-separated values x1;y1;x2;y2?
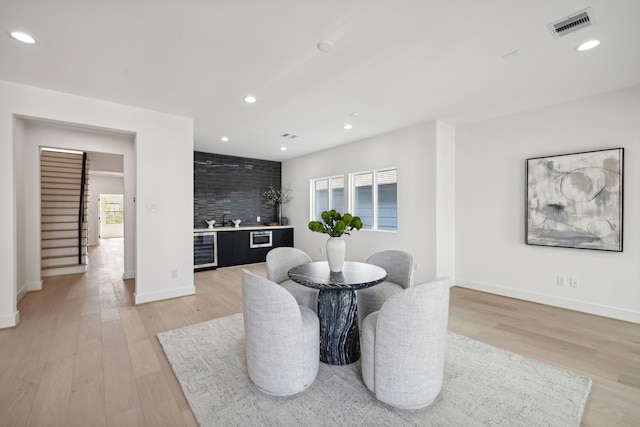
356;250;413;326
360;277;450;409
241;269;320;396
266;247;319;312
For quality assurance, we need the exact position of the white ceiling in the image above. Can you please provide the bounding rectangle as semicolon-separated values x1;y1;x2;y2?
2;0;639;161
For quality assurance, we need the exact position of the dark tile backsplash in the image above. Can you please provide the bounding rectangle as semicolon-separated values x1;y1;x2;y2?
194;152;281;228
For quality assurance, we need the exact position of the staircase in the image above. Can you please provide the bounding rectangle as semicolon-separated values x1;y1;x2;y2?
40;149;90;277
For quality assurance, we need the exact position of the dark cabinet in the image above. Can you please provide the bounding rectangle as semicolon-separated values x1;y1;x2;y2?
233;230;250;263
273;227;294;247
216;228;294;267
246;246;271;263
216;231;235;267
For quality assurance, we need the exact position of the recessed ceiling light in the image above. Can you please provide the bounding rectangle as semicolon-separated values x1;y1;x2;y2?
576;40;600;51
350;112;360;116
280;146;287;151
221;136;229;142
317;40;334;52
343;124;353;130
10;31;36;44
244;95;257;103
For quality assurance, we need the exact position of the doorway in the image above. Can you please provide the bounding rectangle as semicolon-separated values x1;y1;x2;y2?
99;194;125;239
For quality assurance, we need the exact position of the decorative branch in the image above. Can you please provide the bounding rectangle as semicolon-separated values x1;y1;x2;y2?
260;185;292;205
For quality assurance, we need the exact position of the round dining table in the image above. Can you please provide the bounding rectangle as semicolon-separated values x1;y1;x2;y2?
288;261;387;365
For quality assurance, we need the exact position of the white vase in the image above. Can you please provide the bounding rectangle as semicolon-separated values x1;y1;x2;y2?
326;237;346;272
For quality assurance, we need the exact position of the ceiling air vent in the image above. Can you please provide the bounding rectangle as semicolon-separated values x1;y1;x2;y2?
547;8;594;39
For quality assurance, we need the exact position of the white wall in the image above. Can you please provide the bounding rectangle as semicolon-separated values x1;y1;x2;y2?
14;118;29;305
436;121;456;279
1;80;195;328
455;85;640;323
283;120;455;284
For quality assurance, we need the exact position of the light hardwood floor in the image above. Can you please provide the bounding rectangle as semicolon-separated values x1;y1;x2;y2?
0;239;638;426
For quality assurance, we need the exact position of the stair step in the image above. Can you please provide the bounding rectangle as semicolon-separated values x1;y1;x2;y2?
41;167;83;176
42;256;88;267
41;158;84;166
41;265;88;277
41;151;85;160
42;247;88;257
41;172;86;178
41;202;87;209
41;188;88;195
41;195;88;203
41;183;83;190
41;262;87;270
42;238;88;248
41;199;88;206
40;222;81;226
41;223;88;231
41;163;83;171
41;177;83;185
41;170;84;179
42;230;88;240
41;215;85;223
41;193;89;199
41;208;87;216
40;157;88;165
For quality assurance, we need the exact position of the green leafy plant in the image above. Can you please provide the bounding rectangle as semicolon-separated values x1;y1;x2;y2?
308;210;363;237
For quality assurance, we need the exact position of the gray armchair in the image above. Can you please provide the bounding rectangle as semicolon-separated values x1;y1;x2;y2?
356;250;413;326
266;247;319;312
241;269;319;396
360;277;450;409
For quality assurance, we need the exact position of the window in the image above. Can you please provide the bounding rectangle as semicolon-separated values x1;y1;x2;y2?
331;176;345;214
353;172;373;228
376;169;397;230
311;176;344;221
310;168;397;231
351;168;397;231
105;197;124;224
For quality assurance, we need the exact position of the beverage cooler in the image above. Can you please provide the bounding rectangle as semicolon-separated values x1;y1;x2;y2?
194;231;217;270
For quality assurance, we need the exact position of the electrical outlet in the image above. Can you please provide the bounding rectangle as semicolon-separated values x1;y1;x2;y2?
171;269;178;279
570;277;580;288
319;247;323;254
556;276;566;286
257;216;260;222
414;262;419;271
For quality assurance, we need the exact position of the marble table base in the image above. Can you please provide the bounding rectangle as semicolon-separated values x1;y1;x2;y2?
317;289;360;365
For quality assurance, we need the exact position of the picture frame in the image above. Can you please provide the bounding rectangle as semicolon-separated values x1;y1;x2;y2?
525;148;623;252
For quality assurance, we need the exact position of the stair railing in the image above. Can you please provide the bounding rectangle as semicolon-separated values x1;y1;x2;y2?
78;152;87;264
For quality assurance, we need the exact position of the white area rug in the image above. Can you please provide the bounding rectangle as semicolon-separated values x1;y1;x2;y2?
157;313;591;426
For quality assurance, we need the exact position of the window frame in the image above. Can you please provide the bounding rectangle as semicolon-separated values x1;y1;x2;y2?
349;167;397;232
309;175;345;221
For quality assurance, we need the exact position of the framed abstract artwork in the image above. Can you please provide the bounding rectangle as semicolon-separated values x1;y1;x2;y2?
525;148;623;252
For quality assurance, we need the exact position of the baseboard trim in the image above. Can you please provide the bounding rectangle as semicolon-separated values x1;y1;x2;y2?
28;280;43;291
123;271;135;280
0;310;20;329
17;285;27;303
456;279;640;324
134;285;195;305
